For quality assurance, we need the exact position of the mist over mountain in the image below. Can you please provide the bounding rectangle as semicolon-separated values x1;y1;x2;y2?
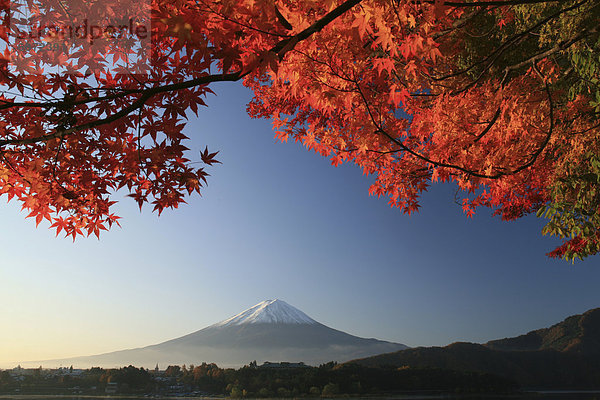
25;299;407;368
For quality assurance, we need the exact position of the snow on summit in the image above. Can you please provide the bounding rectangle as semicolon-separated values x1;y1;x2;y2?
214;299;317;326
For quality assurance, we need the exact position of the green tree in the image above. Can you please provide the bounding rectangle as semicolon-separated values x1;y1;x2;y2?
229;385;244;398
321;383;339;396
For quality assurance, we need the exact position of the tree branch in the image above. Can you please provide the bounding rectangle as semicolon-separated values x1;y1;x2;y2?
502;23;599;79
430;0;589;84
474;107;501;142
0;0;364;147
354;74;552;180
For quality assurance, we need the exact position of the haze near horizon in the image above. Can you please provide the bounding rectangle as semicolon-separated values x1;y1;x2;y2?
9;299;406;369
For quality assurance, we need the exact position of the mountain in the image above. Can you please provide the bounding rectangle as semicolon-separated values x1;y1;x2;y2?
486;308;600;354
349;308;600;389
26;299;407;368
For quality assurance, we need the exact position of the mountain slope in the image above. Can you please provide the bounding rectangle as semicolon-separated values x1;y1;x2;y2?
486;308;600;353
26;299;407;368
350;308;600;389
351;342;600;388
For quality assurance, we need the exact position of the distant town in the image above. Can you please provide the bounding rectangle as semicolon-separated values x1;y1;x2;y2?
0;362;516;397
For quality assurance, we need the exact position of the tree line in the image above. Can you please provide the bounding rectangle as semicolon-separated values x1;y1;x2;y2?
0;362;518;397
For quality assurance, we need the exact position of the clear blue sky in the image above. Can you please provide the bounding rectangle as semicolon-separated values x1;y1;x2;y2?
1;82;599;367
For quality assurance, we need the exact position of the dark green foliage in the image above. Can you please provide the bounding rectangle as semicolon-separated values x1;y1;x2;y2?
101;365;154;392
0;362;517;397
354;342;600;389
175;361;516;396
0;366;153;395
540;153;600;261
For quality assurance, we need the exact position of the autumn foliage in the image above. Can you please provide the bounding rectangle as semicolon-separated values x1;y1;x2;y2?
0;0;598;260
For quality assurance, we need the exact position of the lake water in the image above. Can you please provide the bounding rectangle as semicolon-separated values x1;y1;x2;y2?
342;393;600;400
2;393;600;400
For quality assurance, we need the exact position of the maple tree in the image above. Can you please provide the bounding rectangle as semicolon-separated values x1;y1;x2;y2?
0;0;598;261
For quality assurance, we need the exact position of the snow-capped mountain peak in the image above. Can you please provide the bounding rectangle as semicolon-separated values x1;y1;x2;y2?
213;299;318;327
